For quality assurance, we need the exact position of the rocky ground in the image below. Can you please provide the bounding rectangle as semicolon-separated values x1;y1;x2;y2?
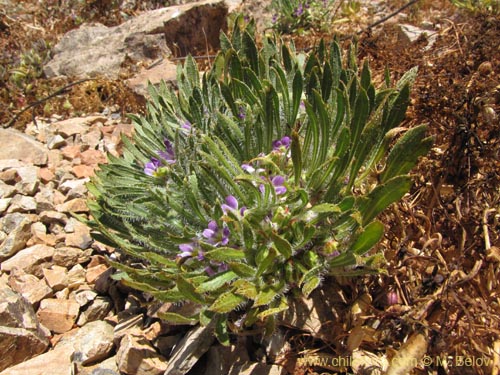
0;0;499;374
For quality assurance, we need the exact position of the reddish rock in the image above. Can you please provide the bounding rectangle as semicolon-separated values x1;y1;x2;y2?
56;198;89;213
38;168;56;184
72;164;96;178
1;244;55;277
61;144;83;160
8;269;53;306
86;264;109;284
36;298;80;333
43;265;69;291
53;246;92;267
116;334;168;375
80;149;107;166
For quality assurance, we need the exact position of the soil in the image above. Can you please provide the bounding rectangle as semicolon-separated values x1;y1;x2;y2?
1;1;499;374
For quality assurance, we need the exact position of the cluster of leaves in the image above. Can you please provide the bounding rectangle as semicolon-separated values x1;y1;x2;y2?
86;17;432;343
269;0;362;34
449;0;499;13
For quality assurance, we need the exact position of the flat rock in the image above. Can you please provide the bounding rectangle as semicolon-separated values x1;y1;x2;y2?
36;298;80;333
1;244;55;277
6;194;37;213
127;59;178;97
77;296;113;326
53;246;92;267
44;0;229;80
14;165;40;196
0;280;49;371
117;334;168;375
0;215;32;261
8;269;53;306
0;129;48;166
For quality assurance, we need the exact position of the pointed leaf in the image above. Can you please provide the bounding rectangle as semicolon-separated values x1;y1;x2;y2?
350;220;384;255
209;291;246;313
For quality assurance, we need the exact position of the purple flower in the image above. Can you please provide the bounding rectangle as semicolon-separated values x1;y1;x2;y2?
144;158;162;176
158;139;175;164
272;13;278;24
272;136;291;150
241;163;255;173
178;243;195;258
181;121;192;132
202;220;230;246
238;106;246;120
272;175;287;195
294;3;304;17
221;195;239;214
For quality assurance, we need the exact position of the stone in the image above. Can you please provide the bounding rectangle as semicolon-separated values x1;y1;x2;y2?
14;165;40;196
8;268;53;306
77;296;113;326
127;59;178;97
34;187;58;212
65;220;93;249
162;323;215;375
0;320;114;375
0;180;16;199
204;342;250;375
0;169;18;183
116;334;168;375
53;117;92;138
39;210;68;225
74;289;98;306
1;244;55;277
47;134;67;150
80;149;107;166
86;264;110;284
0;215;32;261
36;298;80;333
57;197;89;213
43;265;69;291
113;314;144;345
59;177;89;197
53;246;92;267
72;164;96;178
6;194;37;213
0;280;49;371
44;0;229;80
398;23;437;50
74;356;119;375
38;168;56;184
228;363;286;375
61;144;83;160
0;198;9;213
67;264;87;289
81;129;103;149
0;129;48;166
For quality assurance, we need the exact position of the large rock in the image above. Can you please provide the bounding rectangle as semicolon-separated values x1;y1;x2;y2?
0;129;48;166
44;0;230;79
36;298;80;333
0;321;115;375
116;334;168;375
0;280;49;372
0;215;32;261
0;244;55;277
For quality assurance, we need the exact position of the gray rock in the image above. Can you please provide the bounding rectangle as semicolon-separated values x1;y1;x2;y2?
66;320;115;365
0;181;16;199
6;194;37;213
77;296;113;326
0;280;49;372
162;323;215;375
0;215;32;261
14;165;40;196
44;0;229;80
1;244;55;277
0;129;48;166
8;268;53;306
47;134;66;150
116;334;168;375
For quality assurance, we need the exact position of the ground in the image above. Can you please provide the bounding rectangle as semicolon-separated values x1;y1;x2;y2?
1;1;499;374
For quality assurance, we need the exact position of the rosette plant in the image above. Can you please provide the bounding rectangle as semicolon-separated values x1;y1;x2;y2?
86;17;432;343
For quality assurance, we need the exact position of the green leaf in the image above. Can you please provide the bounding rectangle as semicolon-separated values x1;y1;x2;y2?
310;203;342;213
350;220;384;255
229;262;256;278
196;271;238;293
209;291;246;313
177;276;205;304
270;232;292;259
157;312;199;325
215;315;230;346
302;275;321;297
291;130;302;184
358;176;412;226
254;287;279;307
233;279;258;299
257;298;289;319
204;247;246;262
380;124;433;183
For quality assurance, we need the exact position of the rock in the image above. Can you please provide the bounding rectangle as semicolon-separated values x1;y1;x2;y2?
127;59;178;97
228;363;286;375
68;320;115;365
0;180;16;198
74;289;98;307
67;264;87;289
86;264;110;284
0;168;18;183
81;129;103;150
39;210;68;225
1;244;55;277
47;134;66;150
38;168;56;184
53;246;92;267
0;198;10;213
0;215;32;260
0;280;49;372
8;268;53;306
61;144;83;160
6;194;37;213
29;221;57;247
65;220;93;249
56;197;89;213
80;149;107;166
113;314;144;346
162;323;215;375
75;356;120;375
398;23;437;50
44;0;229;80
77;296;113;326
116;334;168;375
14;165;40;195
0;320;114;375
53;117;93;138
43;265;69;291
72;164;96;179
59;178;89;196
0;129;48;166
36;298;80;333
204;342;250;375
